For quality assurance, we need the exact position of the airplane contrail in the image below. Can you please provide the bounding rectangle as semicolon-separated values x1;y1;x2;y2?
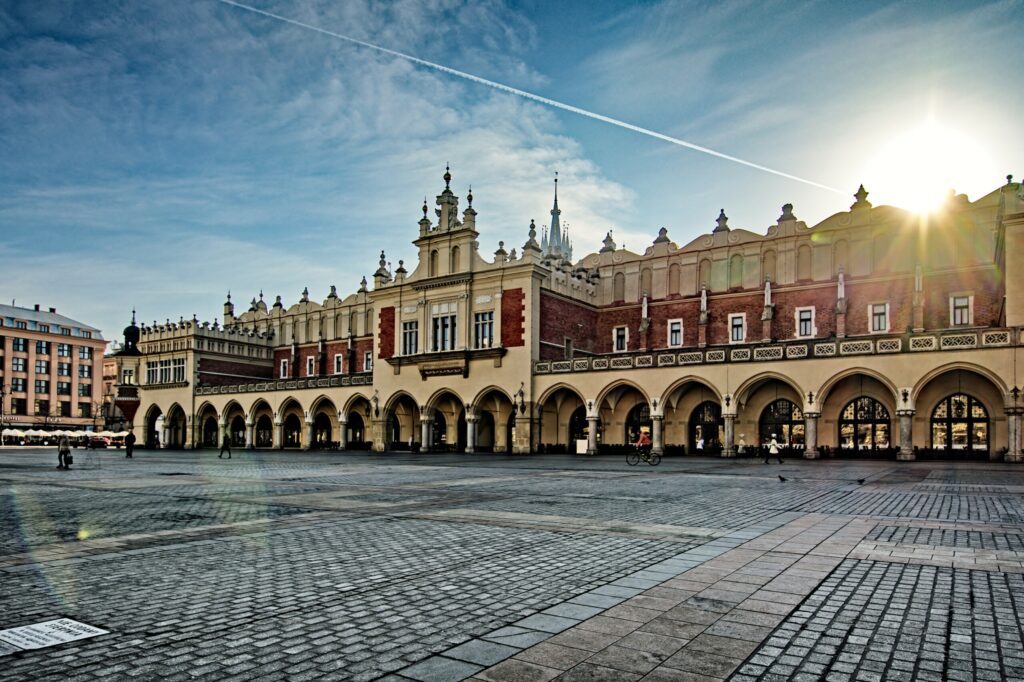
215;0;843;194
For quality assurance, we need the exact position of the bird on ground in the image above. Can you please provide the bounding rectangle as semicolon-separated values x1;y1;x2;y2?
857;478;865;485
778;475;787;482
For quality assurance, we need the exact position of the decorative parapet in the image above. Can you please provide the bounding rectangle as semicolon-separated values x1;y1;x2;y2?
193;373;372;396
532;328;1021;375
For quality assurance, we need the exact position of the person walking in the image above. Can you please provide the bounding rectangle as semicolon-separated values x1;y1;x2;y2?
764;434;783;464
737;434;747;457
218;433;232;459
125;431;135;459
57;436;71;470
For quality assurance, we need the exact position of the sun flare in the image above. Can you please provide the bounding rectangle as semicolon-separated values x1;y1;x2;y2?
862;119;994;213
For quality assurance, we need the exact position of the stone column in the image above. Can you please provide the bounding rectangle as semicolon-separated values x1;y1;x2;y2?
722;414;736;458
896;410;914;460
303;419;314;451
272;417;283;449
338;414;348;451
465;414;478;453
1006;408;1022;462
245;419;255;450
420;416;433;452
651;415;664;456
804;412;820;459
586;416;600;455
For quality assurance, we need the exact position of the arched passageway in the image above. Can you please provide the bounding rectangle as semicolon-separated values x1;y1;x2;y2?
538;386;587;454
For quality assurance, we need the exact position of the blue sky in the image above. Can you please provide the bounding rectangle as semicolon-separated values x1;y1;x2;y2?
2;0;1022;342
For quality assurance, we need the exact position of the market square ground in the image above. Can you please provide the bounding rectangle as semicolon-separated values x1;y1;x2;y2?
1;448;1023;681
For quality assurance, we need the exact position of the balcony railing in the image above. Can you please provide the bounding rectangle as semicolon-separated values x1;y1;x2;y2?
534;328;1017;375
194;373;372;396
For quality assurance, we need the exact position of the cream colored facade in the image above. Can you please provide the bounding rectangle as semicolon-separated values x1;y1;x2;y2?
115;171;1024;462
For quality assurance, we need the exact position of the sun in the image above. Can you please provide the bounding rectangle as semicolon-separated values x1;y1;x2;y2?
862;119;994;213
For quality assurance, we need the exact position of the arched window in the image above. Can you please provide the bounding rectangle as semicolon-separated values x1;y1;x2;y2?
230;415;246;447
729;254;743;289
256;415;273;447
430;249;439;277
450;245;461;273
364;309;373;335
759;399;804;448
797;244;812;281
833;240;848;276
349;311;358;337
690;401;722;452
625;402;652;445
613;272;626;302
699;259;712;290
762;250;777;284
839;397;891;450
640;268;652;299
931;393;988;451
668;263;681;296
283;414;302;448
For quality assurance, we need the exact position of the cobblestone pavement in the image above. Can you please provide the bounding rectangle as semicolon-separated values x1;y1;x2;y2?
1;448;1023;680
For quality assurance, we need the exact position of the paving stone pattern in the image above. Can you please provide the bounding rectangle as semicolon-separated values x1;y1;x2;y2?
731;559;1024;682
2;449;1024;681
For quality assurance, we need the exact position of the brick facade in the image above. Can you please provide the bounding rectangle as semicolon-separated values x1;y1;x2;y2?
501;288;526;348
378;307;395;360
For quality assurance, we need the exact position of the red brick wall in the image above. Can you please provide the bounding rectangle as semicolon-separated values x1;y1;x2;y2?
354;338;374;371
646;300;702;349
198;357;272;386
502;288;526;348
844;277;913;334
378;307;395;359
272;348;290;377
539;292;597;358
923;268;1001;329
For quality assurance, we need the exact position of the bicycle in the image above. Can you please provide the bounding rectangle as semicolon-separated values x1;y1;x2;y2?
627;446;661;466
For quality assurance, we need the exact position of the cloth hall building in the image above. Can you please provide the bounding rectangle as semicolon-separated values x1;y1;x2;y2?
112;170;1024;462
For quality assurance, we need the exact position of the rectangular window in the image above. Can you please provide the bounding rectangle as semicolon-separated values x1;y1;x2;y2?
11;357;26;372
58;363;70;376
57;381;71;395
11;378;26;392
431;302;457;352
35;359;50;374
402;321;419;355
36;340;50;354
473;311;494;349
78;364;92;378
613;326;628;352
364;351;373;372
79;346;93;360
145;361;158;385
59;401;71;417
668;319;683;347
334;354;343;374
870;303;889;333
172;358;185;383
78;383;91;397
730;314;746;343
11;398;26;415
158;359;170;384
15;321;26;329
121;368;134;385
82;331;92;339
35;379;50;394
35;399;50;417
795;307;816;338
57;343;70;357
61;328;71;336
12;337;27;352
38;324;49;333
79;403;92;418
951;295;972;326
306;357;315;376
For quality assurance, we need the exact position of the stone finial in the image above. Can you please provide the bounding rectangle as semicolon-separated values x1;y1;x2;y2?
467;185;473;207
600;231;616;253
328;285;337;298
301;287;309;302
851;184;872;210
779;203;796;221
653;227;670;244
1007;174;1014;185
359;276;368;292
523;219;541;252
494;240;508;262
395;259;407;274
274;295;283;308
713;209;729;233
443;163;451;189
379;251;386;269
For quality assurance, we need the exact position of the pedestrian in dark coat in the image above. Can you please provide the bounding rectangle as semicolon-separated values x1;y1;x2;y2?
219;433;232;459
57;436;71;469
125;431;136;459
